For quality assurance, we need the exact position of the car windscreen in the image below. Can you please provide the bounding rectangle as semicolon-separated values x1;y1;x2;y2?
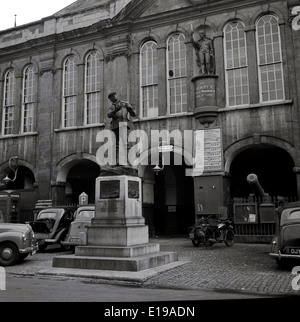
75;210;94;220
281;208;300;225
38;212;57;220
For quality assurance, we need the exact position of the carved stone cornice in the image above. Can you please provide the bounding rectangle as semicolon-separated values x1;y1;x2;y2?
39;52;56;76
105;34;131;62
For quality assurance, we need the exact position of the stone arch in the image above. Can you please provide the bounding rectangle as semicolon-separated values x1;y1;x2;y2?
225;136;298;199
224;135;297;174
56;153;99;183
83;46;105;63
249;7;285;26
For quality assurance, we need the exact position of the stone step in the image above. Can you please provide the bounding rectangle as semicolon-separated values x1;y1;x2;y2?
53;251;178;272
75;243;160;258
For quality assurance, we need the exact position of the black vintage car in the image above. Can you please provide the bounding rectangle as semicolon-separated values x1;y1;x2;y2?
270;202;300;268
27;207;75;252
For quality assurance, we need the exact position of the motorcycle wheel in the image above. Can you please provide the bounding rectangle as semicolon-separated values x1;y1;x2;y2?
204;227;213;247
192;239;201;247
225;229;234;247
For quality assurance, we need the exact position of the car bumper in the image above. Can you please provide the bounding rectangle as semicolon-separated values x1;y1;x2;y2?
270;251;300;260
61;240;80;246
19;245;39;255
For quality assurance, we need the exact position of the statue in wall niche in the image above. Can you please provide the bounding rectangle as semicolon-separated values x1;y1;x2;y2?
191;28;215;75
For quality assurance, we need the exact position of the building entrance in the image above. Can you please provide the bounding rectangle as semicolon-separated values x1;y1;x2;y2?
66;160;100;204
229;145;297;242
153;165;195;236
230;145;297;199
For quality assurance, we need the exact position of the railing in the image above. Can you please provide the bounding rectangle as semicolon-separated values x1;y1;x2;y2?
231;195;297;238
234;223;275;236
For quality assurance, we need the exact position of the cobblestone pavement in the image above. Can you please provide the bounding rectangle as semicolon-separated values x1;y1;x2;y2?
144;237;300;297
4;237;300;297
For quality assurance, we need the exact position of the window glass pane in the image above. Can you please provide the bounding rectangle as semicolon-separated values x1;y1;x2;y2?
257;15;284;102
141;41;158;117
167;34;187;114
23;66;35;133
63;56;77;127
85;51;101;125
224;22;249;106
3;70;15;135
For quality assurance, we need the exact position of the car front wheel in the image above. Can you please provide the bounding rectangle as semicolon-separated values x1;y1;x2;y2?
0;242;20;266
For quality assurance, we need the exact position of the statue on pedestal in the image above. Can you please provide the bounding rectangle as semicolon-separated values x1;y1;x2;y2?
191;28;215;75
102;92;137;176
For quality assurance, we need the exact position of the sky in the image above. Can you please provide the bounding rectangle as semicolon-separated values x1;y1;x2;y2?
0;0;76;31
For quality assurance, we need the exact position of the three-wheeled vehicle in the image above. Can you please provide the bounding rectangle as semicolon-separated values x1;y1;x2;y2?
27;207;75;251
61;205;95;252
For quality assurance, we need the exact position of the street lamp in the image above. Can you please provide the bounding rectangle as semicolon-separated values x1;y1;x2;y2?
152;144;173;175
2;156;19;184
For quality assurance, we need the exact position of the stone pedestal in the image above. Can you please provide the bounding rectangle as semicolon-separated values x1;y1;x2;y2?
192;75;219;127
53;173;178;272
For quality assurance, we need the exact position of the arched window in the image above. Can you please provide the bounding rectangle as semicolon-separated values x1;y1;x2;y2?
22;65;36;133
256;14;285;102
167;33;187;114
62;56;77;128
2;69;16;135
85;51;101;125
224;21;249;107
140;41;158;118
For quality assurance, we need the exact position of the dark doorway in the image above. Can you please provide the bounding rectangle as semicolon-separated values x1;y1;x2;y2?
230;145;297;199
67;160;100;204
154;165;195;236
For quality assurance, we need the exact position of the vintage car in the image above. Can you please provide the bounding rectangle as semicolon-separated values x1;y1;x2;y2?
27;207;75;251
270;202;300;267
0;223;38;266
61;205;95;251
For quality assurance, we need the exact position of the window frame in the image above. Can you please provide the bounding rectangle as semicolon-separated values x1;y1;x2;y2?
84;51;101;126
224;20;250;108
2;69;16;136
140;40;159;119
21;65;36;133
256;14;285;103
62;55;77;128
166;33;188;115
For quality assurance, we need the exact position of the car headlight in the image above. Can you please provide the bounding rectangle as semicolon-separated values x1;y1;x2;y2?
22;233;27;243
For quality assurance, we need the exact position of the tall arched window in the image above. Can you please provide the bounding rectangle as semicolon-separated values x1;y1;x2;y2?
85;51;101;125
22;65;36;133
2;69;16;135
140;41;158;118
167;33;187;114
224;21;249;107
256;14;285;102
63;56;77;128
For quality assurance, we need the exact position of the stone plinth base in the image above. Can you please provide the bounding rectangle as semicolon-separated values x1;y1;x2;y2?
75;243;160;258
86;225;149;247
52;174;179;272
53;251;178;272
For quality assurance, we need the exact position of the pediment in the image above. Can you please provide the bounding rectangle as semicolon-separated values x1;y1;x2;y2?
139;0;191;18
114;0;193;22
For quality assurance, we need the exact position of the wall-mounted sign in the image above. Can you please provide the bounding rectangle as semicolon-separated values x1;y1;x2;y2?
203;128;223;172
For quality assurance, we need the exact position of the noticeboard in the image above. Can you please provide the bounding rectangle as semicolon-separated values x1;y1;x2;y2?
234;203;258;224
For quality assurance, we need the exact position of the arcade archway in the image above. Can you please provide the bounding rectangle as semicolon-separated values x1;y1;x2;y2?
66;160;100;204
230;145;297;199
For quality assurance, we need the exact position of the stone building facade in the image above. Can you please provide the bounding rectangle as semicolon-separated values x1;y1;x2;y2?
0;0;300;238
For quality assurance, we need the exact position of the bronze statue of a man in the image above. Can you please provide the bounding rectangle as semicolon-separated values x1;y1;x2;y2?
192;28;215;75
107;92;136;166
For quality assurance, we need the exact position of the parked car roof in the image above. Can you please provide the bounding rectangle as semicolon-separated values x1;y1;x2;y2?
280;205;300;225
